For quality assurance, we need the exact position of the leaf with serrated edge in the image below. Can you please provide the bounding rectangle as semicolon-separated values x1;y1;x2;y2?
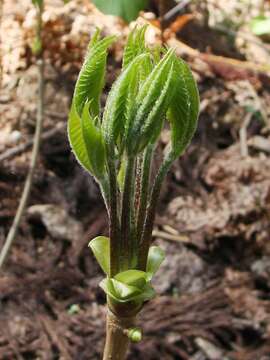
126;49;175;154
73;33;116;117
102;53;149;147
168;56;199;159
68;102;92;173
122;25;147;69
81;101;105;178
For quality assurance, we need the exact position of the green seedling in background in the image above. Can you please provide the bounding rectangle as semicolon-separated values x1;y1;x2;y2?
92;0;149;23
68;26;199;360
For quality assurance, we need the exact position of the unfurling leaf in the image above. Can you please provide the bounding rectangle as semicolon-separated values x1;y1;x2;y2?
68;103;92;173
81;101;106;178
122;25;148;69
167;56;199;160
126;49;176;154
102;53;149;148
73;31;116;117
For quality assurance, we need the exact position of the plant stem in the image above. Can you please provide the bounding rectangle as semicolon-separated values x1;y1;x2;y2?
138;155;173;270
103;310;136;360
120;156;135;270
106;150;120;277
0;3;44;268
136;146;153;242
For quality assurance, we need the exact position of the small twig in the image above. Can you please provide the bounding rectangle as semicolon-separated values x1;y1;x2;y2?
239;112;252;158
0;122;65;163
213;24;270;55
141;18;270;75
39;315;72;360
0;3;44;268
152;229;189;243
164;0;191;22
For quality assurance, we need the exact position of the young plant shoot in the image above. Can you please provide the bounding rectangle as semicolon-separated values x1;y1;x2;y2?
68;26;199;360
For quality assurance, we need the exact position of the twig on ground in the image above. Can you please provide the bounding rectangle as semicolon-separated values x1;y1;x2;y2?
152;229;189;243
0;2;44;268
0;121;65;163
0;59;44;268
163;0;191;22
239;112;252;158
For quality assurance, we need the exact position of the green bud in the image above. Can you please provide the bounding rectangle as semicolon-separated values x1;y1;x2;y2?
127;328;142;343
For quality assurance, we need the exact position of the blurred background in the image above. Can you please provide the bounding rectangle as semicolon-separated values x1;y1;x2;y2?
1;0;270;359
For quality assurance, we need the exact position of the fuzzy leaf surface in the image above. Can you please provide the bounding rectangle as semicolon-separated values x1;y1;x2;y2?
167;57;199;159
73;32;115;117
126;49;176;154
68;103;92;173
81;101;105;178
122;26;148;69
102;53;149;147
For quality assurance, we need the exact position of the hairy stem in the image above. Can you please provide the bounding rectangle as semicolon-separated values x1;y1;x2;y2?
106;150;120;277
99;176;110;213
120;156;135;270
136;146;153;242
138;154;173;270
103;310;136;360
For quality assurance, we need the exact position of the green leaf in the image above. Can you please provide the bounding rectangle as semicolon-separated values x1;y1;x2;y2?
138;63;176;151
102;53;149;147
126;49;176;154
111;279;141;299
250;16;270;36
92;0;148;23
130;283;155;302
114;269;147;288
100;278;141;301
167;56;199;159
100;278;155;303
68;102;92;173
73;31;116;117
81;101;106;178
146;246;165;280
122;25;148;69
89;236;110;274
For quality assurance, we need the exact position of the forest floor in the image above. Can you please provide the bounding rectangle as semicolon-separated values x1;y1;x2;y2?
1;1;270;359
